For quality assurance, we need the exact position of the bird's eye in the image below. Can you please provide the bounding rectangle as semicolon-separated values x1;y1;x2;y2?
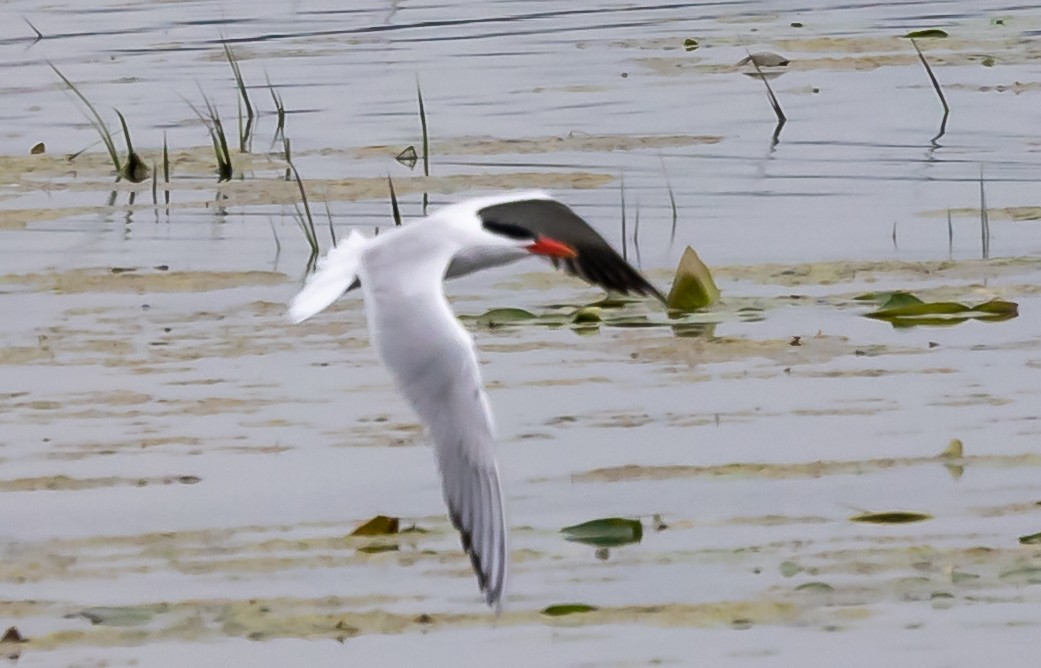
482;219;535;241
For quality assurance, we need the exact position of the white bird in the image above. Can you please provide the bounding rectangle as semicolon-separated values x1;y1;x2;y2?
289;190;662;608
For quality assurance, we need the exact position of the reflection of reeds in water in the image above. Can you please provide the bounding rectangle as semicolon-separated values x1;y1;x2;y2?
661;158;678;246
744;50;786;132
223;40;255;153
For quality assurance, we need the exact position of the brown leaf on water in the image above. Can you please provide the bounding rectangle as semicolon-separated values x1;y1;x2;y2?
1;627;25;643
350;515;399;536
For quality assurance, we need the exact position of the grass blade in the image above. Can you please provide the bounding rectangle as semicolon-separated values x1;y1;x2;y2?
979;165;989;260
115;109;148;183
911;39;949;142
947;208;953;258
620;175;627;263
284;137;318;258
660;157;678;246
24;17;43;42
387;175;402;226
267;73;286;144
417;79;430;215
223;39;254;152
48;61;120;177
324;200;336;246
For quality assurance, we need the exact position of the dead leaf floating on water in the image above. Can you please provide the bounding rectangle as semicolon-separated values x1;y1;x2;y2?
1018;532;1041;545
940;439;964;459
350;514;400;536
0;627;25;643
29;142;45;155
542;603;599;616
904;29;949;38
737;52;790;68
561;517;643;547
849;511;933;524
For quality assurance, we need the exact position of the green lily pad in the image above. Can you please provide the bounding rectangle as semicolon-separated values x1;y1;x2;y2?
863;294;1017;327
904;29;949;38
357;544;399;554
683;38;699;52
850;511;933;524
73;606;155;627
939;438;964;459
541;603;599;616
999;567;1041;584
779;561;801;578
571;306;602;324
472;308;539;327
561;517;643;547
350;515;399;536
1019;532;1041;545
666;246;720;312
794;581;834;593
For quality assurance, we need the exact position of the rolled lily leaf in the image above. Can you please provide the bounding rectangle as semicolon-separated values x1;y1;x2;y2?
666;246;720;312
562;517;643;547
472;308;539;327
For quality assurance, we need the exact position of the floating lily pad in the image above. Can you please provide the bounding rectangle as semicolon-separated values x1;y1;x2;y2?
666;246;719;312
683;38;699;52
999;567;1041;584
561;517;643;547
794;581;834;593
30;142;45;155
850;511;933;524
357;544;399;554
1019;532;1041;545
779;561;801;578
861;292;1017;327
736;52;790;67
72;606;155;627
904;29;949;38
541;603;599;616
350;515;399;536
472;308;539;327
571;306;602;324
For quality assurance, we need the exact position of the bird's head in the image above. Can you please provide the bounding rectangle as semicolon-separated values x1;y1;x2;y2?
439;191;578;260
478;217;577;259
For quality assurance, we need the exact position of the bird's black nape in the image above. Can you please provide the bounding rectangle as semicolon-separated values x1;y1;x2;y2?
477;198;667;304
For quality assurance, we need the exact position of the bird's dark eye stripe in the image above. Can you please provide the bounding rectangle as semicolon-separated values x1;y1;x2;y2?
482;219;536;241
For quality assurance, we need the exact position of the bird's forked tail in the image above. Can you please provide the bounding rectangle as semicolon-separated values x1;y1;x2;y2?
288;230;367;323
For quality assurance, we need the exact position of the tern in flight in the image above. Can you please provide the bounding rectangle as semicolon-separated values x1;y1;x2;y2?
289;191;663;608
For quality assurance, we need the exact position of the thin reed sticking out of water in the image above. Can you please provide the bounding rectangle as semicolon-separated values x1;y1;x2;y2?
417;79;430;215
114;110;148;183
979;166;990;260
324;201;337;246
185;92;233;182
620;175;628;263
661;158;679;246
911;39;949;143
48;61;121;178
267;74;285;145
745;50;786;142
24;17;43;43
947;209;953;258
223;40;255;153
387;175;403;226
633;204;642;267
283;137;319;259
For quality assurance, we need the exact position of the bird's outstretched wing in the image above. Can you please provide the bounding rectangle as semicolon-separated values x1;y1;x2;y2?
288;230;367;323
388;327;508;608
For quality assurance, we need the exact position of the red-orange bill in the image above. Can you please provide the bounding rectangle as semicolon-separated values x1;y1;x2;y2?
526;237;577;258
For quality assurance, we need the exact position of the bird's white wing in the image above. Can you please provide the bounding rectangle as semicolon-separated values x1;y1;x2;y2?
387;324;508;608
288;230;367;323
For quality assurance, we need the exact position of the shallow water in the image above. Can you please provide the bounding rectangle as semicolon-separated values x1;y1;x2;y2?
2;1;1041;666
